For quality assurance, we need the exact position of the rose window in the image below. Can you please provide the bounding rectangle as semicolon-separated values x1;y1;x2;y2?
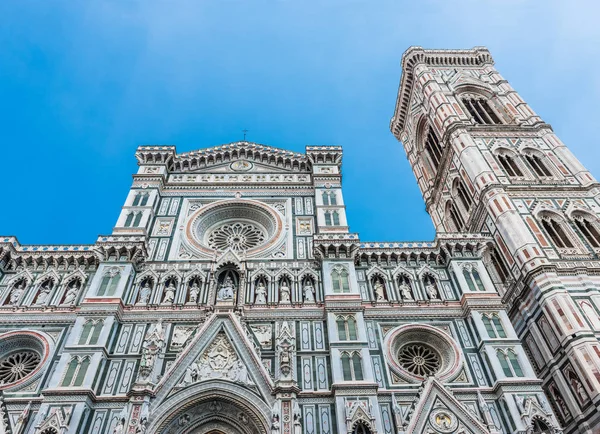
0;351;41;385
207;222;266;252
397;344;440;377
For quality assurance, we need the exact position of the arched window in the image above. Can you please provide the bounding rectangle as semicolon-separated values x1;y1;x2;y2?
352;353;364;381
132;193;141;206
133;212;143;227
79;320;103;345
462;96;502;125
97;271;121;296
462;265;485;291
445;201;464;232
454;178;473;211
496;349;524;377
79;321;94;345
573;214;600;248
332;211;340;226
540;214;574;249
580;301;600;330
488;247;510;285
332;267;350;293
482;314;507;338
353;422;373;434
322;191;337;206
524;152;553;177
531;418;552;434
497;152;523;177
62;356;90;387
341;352;363;381
337;316;357;341
124;213;134;227
424;128;443;170
140;193;149;206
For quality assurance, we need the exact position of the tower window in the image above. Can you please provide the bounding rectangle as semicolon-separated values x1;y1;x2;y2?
454;179;473;211
463;266;485;291
525;153;553;177
540;216;574;249
424;129;443;170
573;215;600;248
496;349;524;377
445;201;464;231
482;314;507;338
324;210;340;226
337;315;358;341
497;153;523;177
341;352;364;381
462;97;502;125
322;191;337;206
332;267;350;293
489;247;510;285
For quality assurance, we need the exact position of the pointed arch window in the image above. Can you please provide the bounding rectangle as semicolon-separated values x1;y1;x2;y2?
337;315;358;341
124;213;134;227
463;265;485;291
341;351;364;381
445;201;464;231
424;128;443;170
79;320;104;345
497;153;523;177
324;210;340;226
332;267;350;293
482;314;507;338
455;178;473;211
462;97;502;125
132;194;141;206
573;214;600;248
140;193;149;206
540;215;574;249
133;212;143;227
524;153;553;177
489;247;510;285
496;349;524;377
97;271;121;297
62;356;91;387
322;191;337;206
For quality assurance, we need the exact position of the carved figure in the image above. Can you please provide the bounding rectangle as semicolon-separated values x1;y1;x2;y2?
425;281;438;300
34;283;51;305
293;401;302;434
162;281;176;303
138;282;152;305
137;319;165;382
400;282;413;300
373;280;386;301
61;282;79;305
217;276;235;301
255;282;267;304
9;283;25;305
303;281;315;302
279;282;291;303
189;281;200;303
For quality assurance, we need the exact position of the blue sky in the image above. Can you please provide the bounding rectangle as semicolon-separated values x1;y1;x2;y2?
1;1;599;245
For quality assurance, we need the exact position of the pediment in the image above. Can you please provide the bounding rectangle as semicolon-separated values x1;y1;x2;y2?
153;314;274;407
405;378;491;434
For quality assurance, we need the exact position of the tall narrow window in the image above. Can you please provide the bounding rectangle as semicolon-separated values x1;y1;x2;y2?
89;321;103;345
472;269;484;291
332;211;340;226
124;213;134;227
347;317;357;340
497;351;513;377
483;316;497;338
483;314;506;338
525;154;552;177
62;358;79;387
424;129;443;170
133;212;143;227
497;154;523;177
456;179;473;211
574;216;600;248
462;97;502;125
322;191;337;206
106;274;120;296
446;202;465;231
332;268;350;293
492;315;507;338
541;217;574;249
341;353;352;381
337;317;347;340
352;353;364;381
463;269;477;292
73;357;90;387
324;211;332;226
140;193;149;206
97;275;111;296
79;321;94;345
132;194;141;206
490;248;510;284
507;350;524;377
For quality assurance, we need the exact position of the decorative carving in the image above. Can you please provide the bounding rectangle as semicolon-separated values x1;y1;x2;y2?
276;321;296;381
60;280;80;306
216;276;235;301
279;280;291;304
137;282;152;305
162;281;176;304
255;281;267;305
9;282;26;306
136;319;165;384
303;280;315;303
170;326;195;351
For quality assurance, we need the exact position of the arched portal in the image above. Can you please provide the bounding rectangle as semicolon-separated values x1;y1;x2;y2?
147;380;271;434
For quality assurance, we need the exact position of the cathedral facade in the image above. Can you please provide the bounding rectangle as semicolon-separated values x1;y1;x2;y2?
0;47;594;434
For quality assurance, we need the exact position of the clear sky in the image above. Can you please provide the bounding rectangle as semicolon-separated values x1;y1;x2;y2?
1;1;599;245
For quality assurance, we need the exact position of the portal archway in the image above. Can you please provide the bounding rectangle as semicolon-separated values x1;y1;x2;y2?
147;380;271;434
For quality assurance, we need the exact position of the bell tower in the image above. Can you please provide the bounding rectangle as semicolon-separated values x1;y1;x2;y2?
391;46;600;433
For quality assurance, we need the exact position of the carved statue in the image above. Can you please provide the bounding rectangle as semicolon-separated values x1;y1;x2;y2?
137;319;165;382
217;276;235;301
373;280;386;301
279;282;291;303
34;283;51;305
255;282;267;305
229;360;253;385
61;281;79;305
425;281;438;300
570;374;588;403
113;418;125;434
303;281;315;302
162;281;176;304
9;283;25;305
138;282;152;305
293;401;302;434
189;281;200;303
400;281;413;300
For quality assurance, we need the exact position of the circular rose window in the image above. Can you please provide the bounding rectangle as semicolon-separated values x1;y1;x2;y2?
0;331;49;389
384;324;463;382
185;199;284;257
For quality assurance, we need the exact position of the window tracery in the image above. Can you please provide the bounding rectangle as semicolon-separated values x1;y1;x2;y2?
397;343;440;377
539;213;575;249
496;349;524;377
341;351;363;381
482;313;506;338
324;210;340;226
61;356;90;387
337;315;358;341
523;150;553;177
424;128;443;171
461;95;502;125
0;351;41;385
462;264;485;291
331;266;350;293
572;212;600;248
496;151;523;177
322;190;337;206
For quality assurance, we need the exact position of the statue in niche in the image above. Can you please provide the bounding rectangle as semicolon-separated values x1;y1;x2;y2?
189;281;200;303
61;281;80;305
34;282;52;305
255;281;267;305
373;279;386;301
137;319;165;382
162;281;176;304
138;282;152;305
303;280;315;303
424;277;439;300
399;281;413;300
293;402;302;434
279;281;291;303
9;282;25;305
217;276;235;301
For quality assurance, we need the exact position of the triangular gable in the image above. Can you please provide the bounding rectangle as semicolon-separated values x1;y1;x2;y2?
405;378;490;434
152;313;274;407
